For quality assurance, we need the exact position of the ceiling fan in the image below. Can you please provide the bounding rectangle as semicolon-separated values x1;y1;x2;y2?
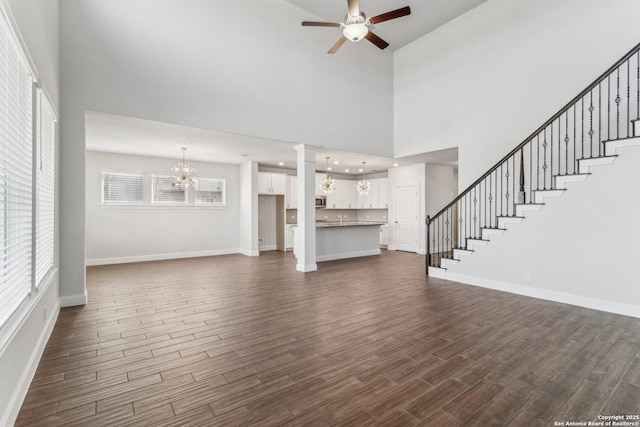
301;0;411;54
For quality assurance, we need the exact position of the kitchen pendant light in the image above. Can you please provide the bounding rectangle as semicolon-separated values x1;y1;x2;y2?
172;147;197;188
356;161;371;195
319;156;336;194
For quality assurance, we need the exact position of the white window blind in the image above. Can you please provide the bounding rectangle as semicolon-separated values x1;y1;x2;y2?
152;174;187;204
0;9;34;327
102;172;144;204
195;178;226;206
34;89;55;287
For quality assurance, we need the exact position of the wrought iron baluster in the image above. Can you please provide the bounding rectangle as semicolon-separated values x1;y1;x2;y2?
599;83;602;156
616;67;621;140
564;112;569;175
543;129;548;189
573;104;577;173
589;91;594;158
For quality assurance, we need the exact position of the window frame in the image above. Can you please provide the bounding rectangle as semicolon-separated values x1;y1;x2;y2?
151;174;188;205
102;171;144;205
195;177;226;206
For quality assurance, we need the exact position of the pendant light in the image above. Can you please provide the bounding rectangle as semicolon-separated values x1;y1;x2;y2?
356;161;371;195
172;147;197;188
319;156;336;194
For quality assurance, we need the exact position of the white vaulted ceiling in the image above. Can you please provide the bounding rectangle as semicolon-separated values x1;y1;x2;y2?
83;0;484;172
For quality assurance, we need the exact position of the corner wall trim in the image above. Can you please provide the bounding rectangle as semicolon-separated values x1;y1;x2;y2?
440;271;640;319
85;249;240;266
60;291;87;308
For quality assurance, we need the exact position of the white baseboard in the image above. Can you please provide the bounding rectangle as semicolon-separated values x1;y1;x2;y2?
86;248;240;266
2;294;60;427
60;290;87;307
439;271;640;318
296;262;318;272
239;248;260;257
316;249;381;262
258;245;277;251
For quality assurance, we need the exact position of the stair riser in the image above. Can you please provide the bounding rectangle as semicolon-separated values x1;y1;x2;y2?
577;157;616;174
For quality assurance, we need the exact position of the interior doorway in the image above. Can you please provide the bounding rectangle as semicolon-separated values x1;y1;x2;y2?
393;183;419;252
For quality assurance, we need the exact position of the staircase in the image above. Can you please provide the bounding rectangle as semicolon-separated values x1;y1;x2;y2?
427;42;640;276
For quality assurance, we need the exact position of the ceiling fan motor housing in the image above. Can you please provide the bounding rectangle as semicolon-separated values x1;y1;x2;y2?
343;12;368;42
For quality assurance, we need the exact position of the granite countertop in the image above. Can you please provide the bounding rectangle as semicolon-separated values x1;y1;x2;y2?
315;221;387;228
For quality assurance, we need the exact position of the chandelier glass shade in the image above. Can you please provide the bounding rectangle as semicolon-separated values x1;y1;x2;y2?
319;156;336;194
356;161;371;195
172;147;197;188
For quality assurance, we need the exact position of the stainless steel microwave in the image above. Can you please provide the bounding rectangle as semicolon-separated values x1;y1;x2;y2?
315;196;326;207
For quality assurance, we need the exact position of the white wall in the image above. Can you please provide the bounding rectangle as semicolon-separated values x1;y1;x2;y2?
59;0;394;303
425;164;456;218
441;141;640;317
85;151;241;264
239;161;259;256
0;1;61;425
394;0;640;192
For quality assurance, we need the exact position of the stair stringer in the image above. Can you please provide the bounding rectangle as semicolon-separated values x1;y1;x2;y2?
429;136;640;318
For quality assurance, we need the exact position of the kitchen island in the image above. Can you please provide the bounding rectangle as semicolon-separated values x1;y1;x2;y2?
294;221;385;262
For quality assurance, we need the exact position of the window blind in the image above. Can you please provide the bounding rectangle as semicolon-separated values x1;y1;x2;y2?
195;178;226;206
0;9;34;327
102;172;144;204
152;174;187;204
34;89;55;287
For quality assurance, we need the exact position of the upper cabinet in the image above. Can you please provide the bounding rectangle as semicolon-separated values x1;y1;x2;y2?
286;175;297;209
358;177;389;209
258;173;286;195
340;180;357;209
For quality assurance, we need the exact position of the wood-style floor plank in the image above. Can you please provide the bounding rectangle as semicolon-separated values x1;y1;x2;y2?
14;250;640;426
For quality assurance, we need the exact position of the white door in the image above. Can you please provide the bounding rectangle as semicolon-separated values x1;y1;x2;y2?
393;184;419;252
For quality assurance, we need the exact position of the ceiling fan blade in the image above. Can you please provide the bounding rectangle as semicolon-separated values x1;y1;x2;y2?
364;31;389;50
328;36;347;54
368;6;411;25
347;0;360;17
302;21;342;27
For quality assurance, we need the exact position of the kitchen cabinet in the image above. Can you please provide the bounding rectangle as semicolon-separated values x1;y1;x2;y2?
378;177;390;208
286;176;297;209
379;224;389;247
340;180;357;209
258;173;286;195
325;179;341;209
359;178;380;209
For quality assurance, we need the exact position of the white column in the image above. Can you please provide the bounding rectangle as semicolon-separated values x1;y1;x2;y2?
294;144;317;272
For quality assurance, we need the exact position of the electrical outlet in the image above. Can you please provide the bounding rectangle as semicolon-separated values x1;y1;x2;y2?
524;273;532;282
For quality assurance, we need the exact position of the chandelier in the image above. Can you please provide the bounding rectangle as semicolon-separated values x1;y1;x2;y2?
319;156;336;194
356;161;371;195
172;147;197;188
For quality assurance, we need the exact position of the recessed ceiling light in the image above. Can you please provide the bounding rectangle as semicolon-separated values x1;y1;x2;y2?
393;163;399;167
345;169;350;173
333;161;339;165
327;167;332;171
358;168;364;172
278;162;284;166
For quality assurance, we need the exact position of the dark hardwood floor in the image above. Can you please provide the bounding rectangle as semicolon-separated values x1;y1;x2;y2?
16;250;640;426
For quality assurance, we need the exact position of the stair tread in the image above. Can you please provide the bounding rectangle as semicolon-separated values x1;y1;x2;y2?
553;172;591;177
481;227;506;231
577;155;618;160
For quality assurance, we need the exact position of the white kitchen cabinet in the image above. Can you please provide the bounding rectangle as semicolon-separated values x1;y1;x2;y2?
285;224;295;251
325;179;341;209
380;224;389;247
315;174;325;197
340;180;357;209
258;173;286;195
378;177;389;208
359;178;380;209
286;176;297;209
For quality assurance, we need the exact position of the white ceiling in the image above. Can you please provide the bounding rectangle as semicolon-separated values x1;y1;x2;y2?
85;111;457;175
84;0;484;174
288;0;487;51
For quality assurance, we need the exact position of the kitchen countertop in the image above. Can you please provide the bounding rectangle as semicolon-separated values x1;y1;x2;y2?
315;221;386;228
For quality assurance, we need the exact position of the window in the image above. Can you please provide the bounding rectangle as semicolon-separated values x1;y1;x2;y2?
35;89;56;287
195;178;226;206
152;174;187;204
102;172;143;204
0;8;35;327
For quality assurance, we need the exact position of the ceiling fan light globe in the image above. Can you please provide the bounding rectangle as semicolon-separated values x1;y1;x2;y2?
343;24;368;42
